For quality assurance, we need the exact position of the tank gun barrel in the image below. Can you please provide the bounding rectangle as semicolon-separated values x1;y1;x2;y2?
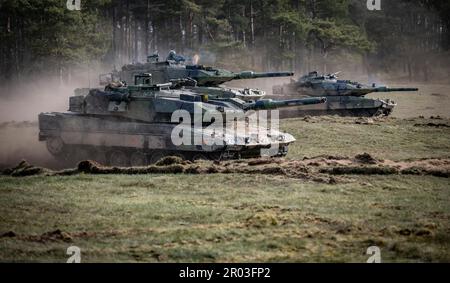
245;97;326;110
234;71;294;80
372;87;419;93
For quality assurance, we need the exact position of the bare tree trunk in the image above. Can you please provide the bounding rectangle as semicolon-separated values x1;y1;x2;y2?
58;61;63;87
152;21;157;53
126;0;130;62
242;5;246;47
179;13;184;53
250;0;255;47
144;0;150;57
187;11;193;49
407;57;412;82
198;22;203;46
423;58;429;82
279;25;283;70
112;4;116;66
133;19;138;62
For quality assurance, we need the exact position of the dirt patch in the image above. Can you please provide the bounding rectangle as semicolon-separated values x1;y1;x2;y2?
155;156;188;166
76;160;186;175
320;166;398;175
246;213;279;228
247;158;281;166
2;154;449;181
297;115;391;125
303;155;348;161
1;160;47;177
414;123;450;128
400;167;450;178
1;231;17;238
355;117;375;125
39;229;73;242
396;227;434;238
354;153;378;164
77;160;105;173
5;229;74;243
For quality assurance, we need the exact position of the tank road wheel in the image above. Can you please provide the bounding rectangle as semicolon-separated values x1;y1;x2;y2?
46;137;65;156
109;150;129;167
191;152;222;162
149;151;167;164
130;152;147;167
46;137;73;165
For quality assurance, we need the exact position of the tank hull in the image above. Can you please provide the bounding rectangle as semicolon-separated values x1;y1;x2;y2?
273;96;395;118
39;112;294;166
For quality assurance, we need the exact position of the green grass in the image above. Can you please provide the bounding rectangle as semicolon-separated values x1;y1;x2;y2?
0;116;449;262
282;117;450;160
0;174;449;262
371;83;450;119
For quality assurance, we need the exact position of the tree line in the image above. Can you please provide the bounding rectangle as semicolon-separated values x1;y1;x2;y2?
1;0;449;85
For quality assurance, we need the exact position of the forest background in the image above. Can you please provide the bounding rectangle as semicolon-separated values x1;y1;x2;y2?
1;0;449;89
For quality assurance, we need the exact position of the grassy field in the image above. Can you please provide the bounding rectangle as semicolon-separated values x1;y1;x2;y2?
0;116;449;262
284;116;450;160
0;174;449;262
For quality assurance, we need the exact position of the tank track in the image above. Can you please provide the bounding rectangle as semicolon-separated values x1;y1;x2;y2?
278;107;392;119
45;142;288;167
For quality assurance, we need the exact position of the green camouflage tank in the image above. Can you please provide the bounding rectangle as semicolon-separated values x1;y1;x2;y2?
100;51;294;102
272;71;418;117
39;73;326;166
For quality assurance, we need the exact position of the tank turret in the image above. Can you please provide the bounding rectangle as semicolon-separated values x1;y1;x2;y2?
77;73;325;122
277;71;419;97
185;67;294;86
99;51;293;100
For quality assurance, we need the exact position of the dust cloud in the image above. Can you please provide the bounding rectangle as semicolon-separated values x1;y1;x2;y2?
0;68;105;169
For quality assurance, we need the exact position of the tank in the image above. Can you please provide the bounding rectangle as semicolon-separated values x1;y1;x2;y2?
272;71;419;117
39;73;326;166
101;51;294;101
